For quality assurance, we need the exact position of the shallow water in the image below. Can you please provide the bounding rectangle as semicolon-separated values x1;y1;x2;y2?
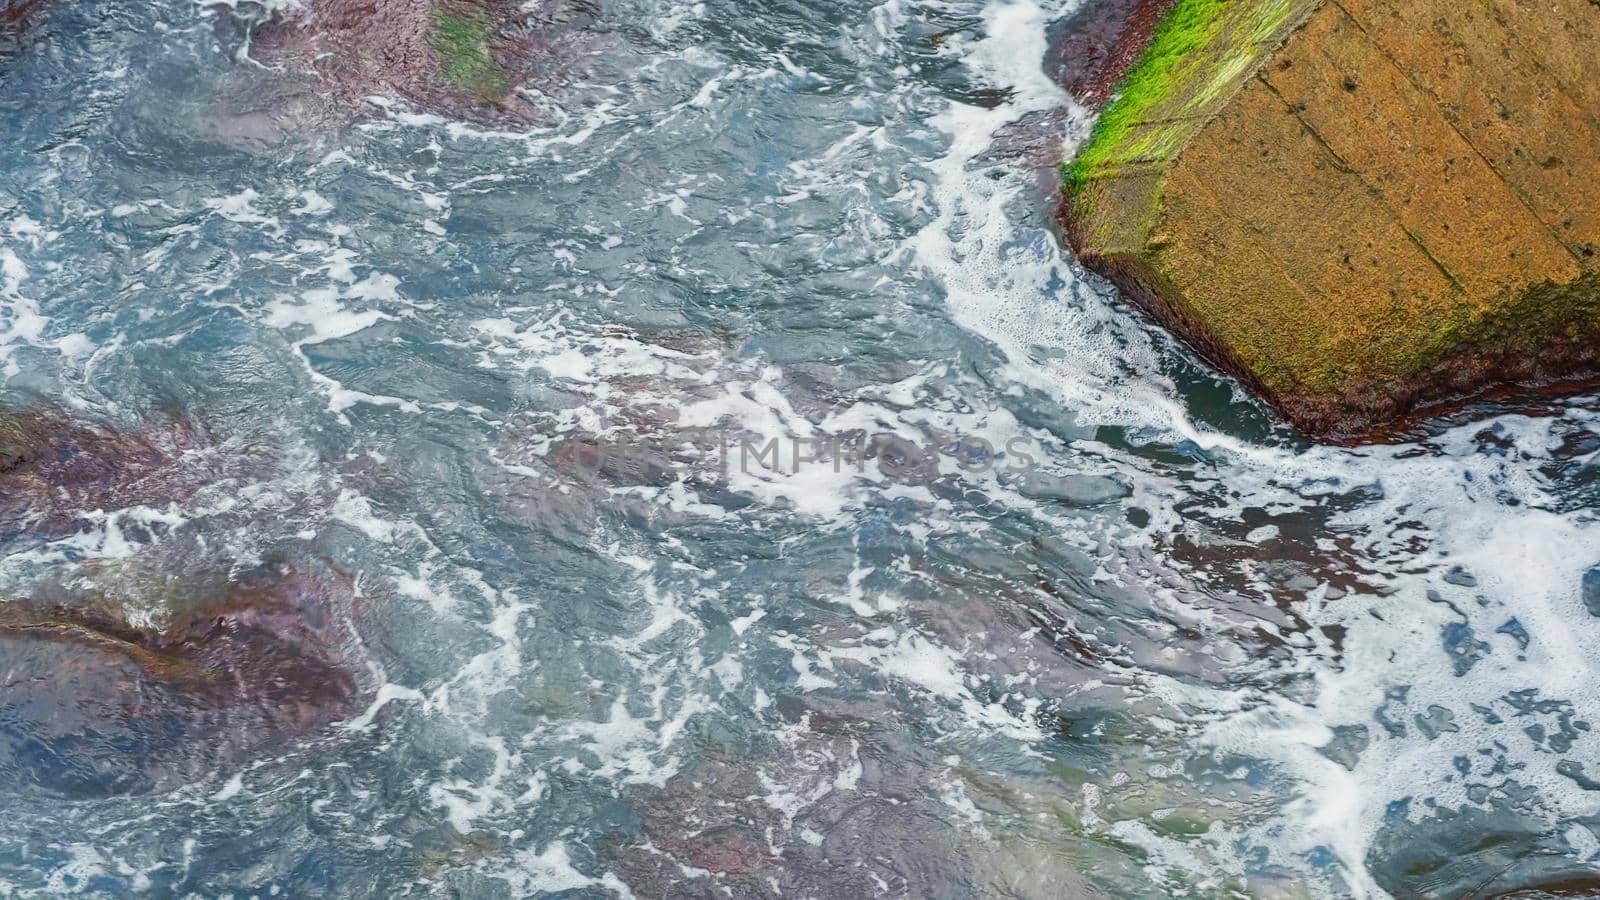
2;0;1600;896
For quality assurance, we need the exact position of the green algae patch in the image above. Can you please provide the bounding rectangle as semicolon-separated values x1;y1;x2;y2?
1063;0;1317;193
431;5;507;101
1064;0;1226;191
0;412;23;470
0;409;43;473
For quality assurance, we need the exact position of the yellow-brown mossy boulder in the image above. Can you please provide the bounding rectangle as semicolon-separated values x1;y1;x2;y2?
1063;0;1600;439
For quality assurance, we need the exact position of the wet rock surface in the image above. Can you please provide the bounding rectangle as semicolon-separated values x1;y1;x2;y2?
0;0;43;56
0;562;363;797
1063;0;1600;440
1044;0;1172;108
0;408;367;797
0;0;39;24
248;0;601;124
0;407;211;543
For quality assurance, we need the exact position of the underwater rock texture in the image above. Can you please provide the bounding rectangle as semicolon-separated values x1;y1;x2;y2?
0;408;199;540
0;0;41;42
253;0;531;120
1063;0;1600;439
0;563;363;796
0;409;367;795
251;0;600;123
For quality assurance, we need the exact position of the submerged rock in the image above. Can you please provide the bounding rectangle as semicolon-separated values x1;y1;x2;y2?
1062;0;1600;439
0;563;363;797
0;0;39;24
0;0;42;54
1015;471;1132;507
249;0;600;123
0;407;367;795
1583;566;1600;618
0;407;204;542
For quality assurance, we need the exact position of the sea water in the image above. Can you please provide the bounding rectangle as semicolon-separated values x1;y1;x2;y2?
1;0;1598;895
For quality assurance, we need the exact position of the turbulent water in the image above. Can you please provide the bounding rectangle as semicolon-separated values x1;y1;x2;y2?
3;0;1600;896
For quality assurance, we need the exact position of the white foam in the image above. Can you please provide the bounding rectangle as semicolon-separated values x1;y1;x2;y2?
205;189;284;236
834;627;1045;742
910;0;1202;438
0;247;45;378
897;0;1600;893
344;682;428;732
292;190;334;216
496;842;636;899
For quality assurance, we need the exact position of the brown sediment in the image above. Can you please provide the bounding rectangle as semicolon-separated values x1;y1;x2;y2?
1491;878;1600;899
1063;0;1600;440
0;0;43;53
1047;0;1177;109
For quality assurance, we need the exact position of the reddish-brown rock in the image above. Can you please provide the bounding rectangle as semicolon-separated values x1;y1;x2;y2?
251;0;599;123
0;562;364;796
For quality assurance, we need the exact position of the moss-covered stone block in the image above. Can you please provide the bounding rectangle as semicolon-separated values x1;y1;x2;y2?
431;3;509;101
1063;0;1600;438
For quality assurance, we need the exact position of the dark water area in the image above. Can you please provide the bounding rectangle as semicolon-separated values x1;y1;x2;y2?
1;0;1599;896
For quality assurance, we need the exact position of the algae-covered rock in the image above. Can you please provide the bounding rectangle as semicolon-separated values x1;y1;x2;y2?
1063;0;1600;439
252;0;521;120
250;0;600;124
1046;0;1175;108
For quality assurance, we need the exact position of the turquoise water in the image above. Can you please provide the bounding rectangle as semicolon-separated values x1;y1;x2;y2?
2;0;1600;896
